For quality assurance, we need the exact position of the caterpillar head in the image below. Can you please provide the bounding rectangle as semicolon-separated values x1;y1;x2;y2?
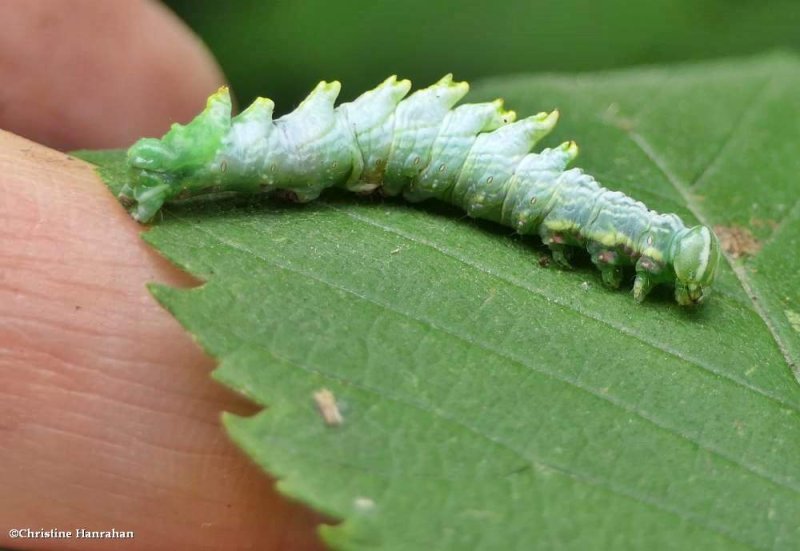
122;87;232;222
670;225;721;305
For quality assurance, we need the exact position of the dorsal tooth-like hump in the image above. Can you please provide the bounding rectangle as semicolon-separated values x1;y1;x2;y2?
500;142;581;229
291;81;341;114
128;86;232;171
560;141;579;164
223;97;276;172
187;86;233;135
513;141;579;179
266;81;355;197
277;81;341;142
395;74;470;117
473;110;559;158
392;74;470;130
451;110;560;211
382;75;471;193
338;75;412;187
405;99;516;203
234;96;275;123
443;99;516;136
340;75;412;134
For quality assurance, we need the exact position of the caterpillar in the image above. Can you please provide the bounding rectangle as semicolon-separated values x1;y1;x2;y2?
120;75;720;306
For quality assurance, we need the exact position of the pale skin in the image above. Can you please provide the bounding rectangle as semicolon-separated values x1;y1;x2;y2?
0;2;324;550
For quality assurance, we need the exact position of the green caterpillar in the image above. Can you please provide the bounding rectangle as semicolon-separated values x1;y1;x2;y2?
120;75;720;306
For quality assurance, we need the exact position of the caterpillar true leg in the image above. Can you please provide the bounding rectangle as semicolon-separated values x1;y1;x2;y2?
633;256;666;303
550;245;575;270
539;228;575;269
588;244;625;289
633;272;656;303
121;77;721;306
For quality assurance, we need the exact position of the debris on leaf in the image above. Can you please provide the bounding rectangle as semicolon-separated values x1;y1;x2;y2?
714;225;761;258
314;388;343;426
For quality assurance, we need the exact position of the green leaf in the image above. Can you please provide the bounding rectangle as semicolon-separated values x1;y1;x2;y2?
80;53;800;550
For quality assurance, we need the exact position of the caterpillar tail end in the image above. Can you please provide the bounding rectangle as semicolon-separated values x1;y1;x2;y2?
122;138;177;223
121;86;234;223
119;170;173;223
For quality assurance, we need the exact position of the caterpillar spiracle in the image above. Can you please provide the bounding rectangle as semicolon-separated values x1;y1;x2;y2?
120;75;721;306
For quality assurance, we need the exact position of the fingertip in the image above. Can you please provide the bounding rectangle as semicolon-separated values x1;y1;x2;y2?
0;0;227;150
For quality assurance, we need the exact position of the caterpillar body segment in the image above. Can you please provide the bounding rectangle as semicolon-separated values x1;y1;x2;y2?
122;76;720;305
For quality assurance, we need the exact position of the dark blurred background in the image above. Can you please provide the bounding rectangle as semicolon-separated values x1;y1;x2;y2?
164;0;799;110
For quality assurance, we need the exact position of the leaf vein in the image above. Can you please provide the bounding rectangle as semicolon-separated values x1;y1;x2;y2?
690;75;775;190
624;128;798;374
